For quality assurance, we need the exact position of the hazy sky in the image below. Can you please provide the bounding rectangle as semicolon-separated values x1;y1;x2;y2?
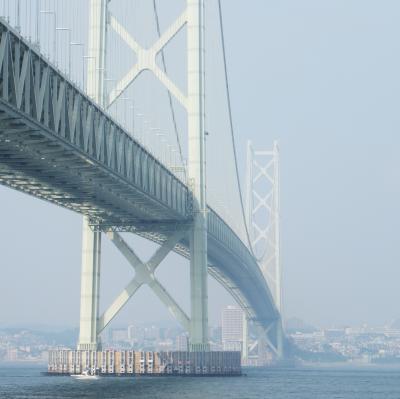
1;0;400;331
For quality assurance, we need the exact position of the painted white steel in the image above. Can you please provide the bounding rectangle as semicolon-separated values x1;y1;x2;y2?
107;11;188;108
245;141;283;358
78;218;101;350
86;0;108;106
99;231;190;333
246;141;282;312
187;0;208;350
242;315;248;362
78;0;108;351
100;0;209;349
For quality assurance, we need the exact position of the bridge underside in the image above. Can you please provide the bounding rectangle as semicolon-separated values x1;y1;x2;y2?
0;100;278;331
0;103;186;228
0;16;280;352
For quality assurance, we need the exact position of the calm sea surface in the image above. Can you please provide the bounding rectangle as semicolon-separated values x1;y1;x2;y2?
1;364;400;399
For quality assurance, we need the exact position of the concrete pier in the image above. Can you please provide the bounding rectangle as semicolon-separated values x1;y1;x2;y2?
47;350;242;376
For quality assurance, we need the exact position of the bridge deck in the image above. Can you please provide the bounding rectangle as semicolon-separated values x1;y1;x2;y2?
0;19;279;328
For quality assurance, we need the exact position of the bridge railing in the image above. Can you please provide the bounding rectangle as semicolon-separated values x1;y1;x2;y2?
208;208;254;269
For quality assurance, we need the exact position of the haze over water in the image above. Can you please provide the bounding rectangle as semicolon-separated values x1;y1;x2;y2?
1;366;400;399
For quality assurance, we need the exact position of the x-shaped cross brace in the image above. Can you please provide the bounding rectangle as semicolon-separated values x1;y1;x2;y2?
97;228;190;334
252;190;273;215
257;321;280;357
108;10;188;109
253;159;275;185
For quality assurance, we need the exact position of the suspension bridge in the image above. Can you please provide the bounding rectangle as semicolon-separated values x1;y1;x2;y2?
0;0;284;362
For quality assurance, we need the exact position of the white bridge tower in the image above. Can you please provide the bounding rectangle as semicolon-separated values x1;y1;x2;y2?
245;140;284;360
78;0;208;351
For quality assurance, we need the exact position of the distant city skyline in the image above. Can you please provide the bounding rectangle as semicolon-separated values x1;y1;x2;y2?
3;317;400;366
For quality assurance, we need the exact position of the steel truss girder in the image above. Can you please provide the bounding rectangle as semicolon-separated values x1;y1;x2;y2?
0;20;190;222
91;220;192;234
0;110;186;222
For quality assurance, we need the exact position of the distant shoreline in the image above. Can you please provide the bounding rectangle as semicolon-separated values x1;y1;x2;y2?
291;361;400;370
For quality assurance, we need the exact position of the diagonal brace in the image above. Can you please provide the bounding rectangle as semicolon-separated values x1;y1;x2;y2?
108;10;188;108
97;229;189;334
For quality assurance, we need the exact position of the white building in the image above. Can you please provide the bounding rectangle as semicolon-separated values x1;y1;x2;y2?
175;334;188;351
221;306;244;352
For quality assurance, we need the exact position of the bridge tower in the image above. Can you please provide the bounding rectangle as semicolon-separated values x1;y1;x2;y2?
77;0;108;351
77;0;208;350
245;140;284;360
187;0;209;350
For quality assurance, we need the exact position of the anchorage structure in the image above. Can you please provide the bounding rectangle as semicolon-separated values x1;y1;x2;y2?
78;0;208;351
245;140;283;358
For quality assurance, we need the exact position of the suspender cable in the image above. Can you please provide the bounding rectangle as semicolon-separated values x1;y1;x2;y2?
152;0;186;180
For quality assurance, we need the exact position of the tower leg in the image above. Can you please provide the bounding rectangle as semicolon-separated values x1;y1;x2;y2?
187;0;208;351
77;0;107;352
257;326;268;366
77;217;101;350
276;319;284;360
242;315;249;364
189;221;208;350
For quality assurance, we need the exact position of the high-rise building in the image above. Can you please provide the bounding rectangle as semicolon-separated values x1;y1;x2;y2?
221;306;245;352
175;334;188;351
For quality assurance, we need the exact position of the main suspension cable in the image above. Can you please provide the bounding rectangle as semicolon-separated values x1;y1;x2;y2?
217;0;255;255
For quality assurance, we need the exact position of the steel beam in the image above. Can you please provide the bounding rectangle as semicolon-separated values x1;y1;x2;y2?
97;230;190;333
